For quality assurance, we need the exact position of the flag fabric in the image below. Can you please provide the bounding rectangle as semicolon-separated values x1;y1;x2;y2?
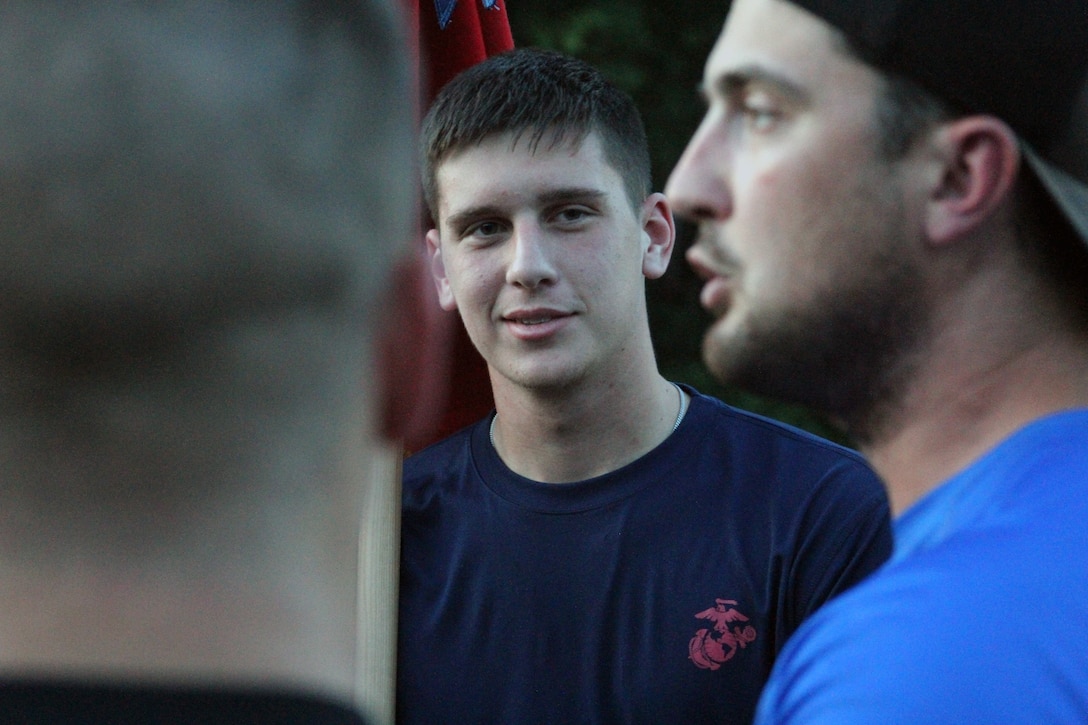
434;0;500;30
417;0;515;100
384;0;514;454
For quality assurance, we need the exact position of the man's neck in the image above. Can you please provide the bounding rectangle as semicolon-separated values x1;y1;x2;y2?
489;368;685;483
0;433;382;708
0;559;359;699
862;330;1088;516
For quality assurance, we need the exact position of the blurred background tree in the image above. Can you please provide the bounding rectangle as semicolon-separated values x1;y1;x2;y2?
506;1;849;444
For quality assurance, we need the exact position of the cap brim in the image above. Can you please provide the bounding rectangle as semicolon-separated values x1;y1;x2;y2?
1022;144;1088;251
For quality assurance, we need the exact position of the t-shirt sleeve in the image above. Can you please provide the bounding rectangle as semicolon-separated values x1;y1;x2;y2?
781;458;893;634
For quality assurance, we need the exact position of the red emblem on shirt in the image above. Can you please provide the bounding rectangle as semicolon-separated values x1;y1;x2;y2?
689;598;757;670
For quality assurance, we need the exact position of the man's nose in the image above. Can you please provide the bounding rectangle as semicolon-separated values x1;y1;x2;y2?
666;114;733;223
506;222;558;289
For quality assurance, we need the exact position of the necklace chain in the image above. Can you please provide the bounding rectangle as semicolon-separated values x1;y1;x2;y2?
488;382;688;449
670;381;687;432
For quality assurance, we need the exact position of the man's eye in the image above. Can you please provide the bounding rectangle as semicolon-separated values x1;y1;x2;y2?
555;207;591;224
467;221;504;238
742;105;781;132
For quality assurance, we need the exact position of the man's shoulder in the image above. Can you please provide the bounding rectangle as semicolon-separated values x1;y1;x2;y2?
686;390;876;487
691;391;864;459
758;535;1088;723
403;418;483;478
754;559;968;724
681;391;891;559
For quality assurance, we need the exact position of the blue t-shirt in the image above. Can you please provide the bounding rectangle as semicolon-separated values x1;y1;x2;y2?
398;387;892;724
755;409;1088;724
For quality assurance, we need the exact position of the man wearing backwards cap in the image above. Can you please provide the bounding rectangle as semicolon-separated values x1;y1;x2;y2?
667;0;1088;721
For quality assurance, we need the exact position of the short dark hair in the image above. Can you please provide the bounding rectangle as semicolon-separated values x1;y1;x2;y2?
872;73;951;160
420;48;652;217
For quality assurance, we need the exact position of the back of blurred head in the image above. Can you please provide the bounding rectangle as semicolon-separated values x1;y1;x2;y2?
0;0;413;707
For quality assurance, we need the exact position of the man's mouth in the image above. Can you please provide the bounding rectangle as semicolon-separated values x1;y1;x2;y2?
504;308;567;324
502;309;573;340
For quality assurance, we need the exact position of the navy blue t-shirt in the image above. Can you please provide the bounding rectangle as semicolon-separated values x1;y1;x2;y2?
398;388;892;724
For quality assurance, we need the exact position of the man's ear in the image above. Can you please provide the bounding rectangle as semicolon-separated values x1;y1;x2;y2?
426;228;458;311
640;192;676;280
925;116;1020;245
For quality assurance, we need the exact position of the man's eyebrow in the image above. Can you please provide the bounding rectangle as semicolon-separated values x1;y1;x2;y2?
699;64;809;104
442;187;609;231
537;187;608;206
444;204;502;232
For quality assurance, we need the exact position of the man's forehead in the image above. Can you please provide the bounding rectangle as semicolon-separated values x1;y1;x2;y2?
440;127;595;169
436;130;610;193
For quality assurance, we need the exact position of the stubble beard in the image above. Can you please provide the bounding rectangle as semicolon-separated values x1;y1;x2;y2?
704;223;928;447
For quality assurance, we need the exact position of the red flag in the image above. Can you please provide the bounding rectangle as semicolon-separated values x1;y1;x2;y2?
382;1;513;454
416;0;514;100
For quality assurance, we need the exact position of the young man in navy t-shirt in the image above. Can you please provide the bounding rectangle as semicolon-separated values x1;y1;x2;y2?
397;48;893;725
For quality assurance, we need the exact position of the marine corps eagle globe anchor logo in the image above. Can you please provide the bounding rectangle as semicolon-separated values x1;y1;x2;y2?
689;599;757;670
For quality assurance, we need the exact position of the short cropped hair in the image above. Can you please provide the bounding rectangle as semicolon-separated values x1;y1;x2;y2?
0;0;413;382
420;48;652;217
0;0;414;515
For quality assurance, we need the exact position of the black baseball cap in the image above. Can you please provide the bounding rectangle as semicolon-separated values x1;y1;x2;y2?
789;0;1088;248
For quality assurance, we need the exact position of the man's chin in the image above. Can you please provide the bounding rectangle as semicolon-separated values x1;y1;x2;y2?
699;307;905;439
701;320;747;382
501;361;587;393
701;321;816;404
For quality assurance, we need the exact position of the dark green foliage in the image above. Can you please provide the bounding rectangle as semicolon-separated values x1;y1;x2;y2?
506;1;851;444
